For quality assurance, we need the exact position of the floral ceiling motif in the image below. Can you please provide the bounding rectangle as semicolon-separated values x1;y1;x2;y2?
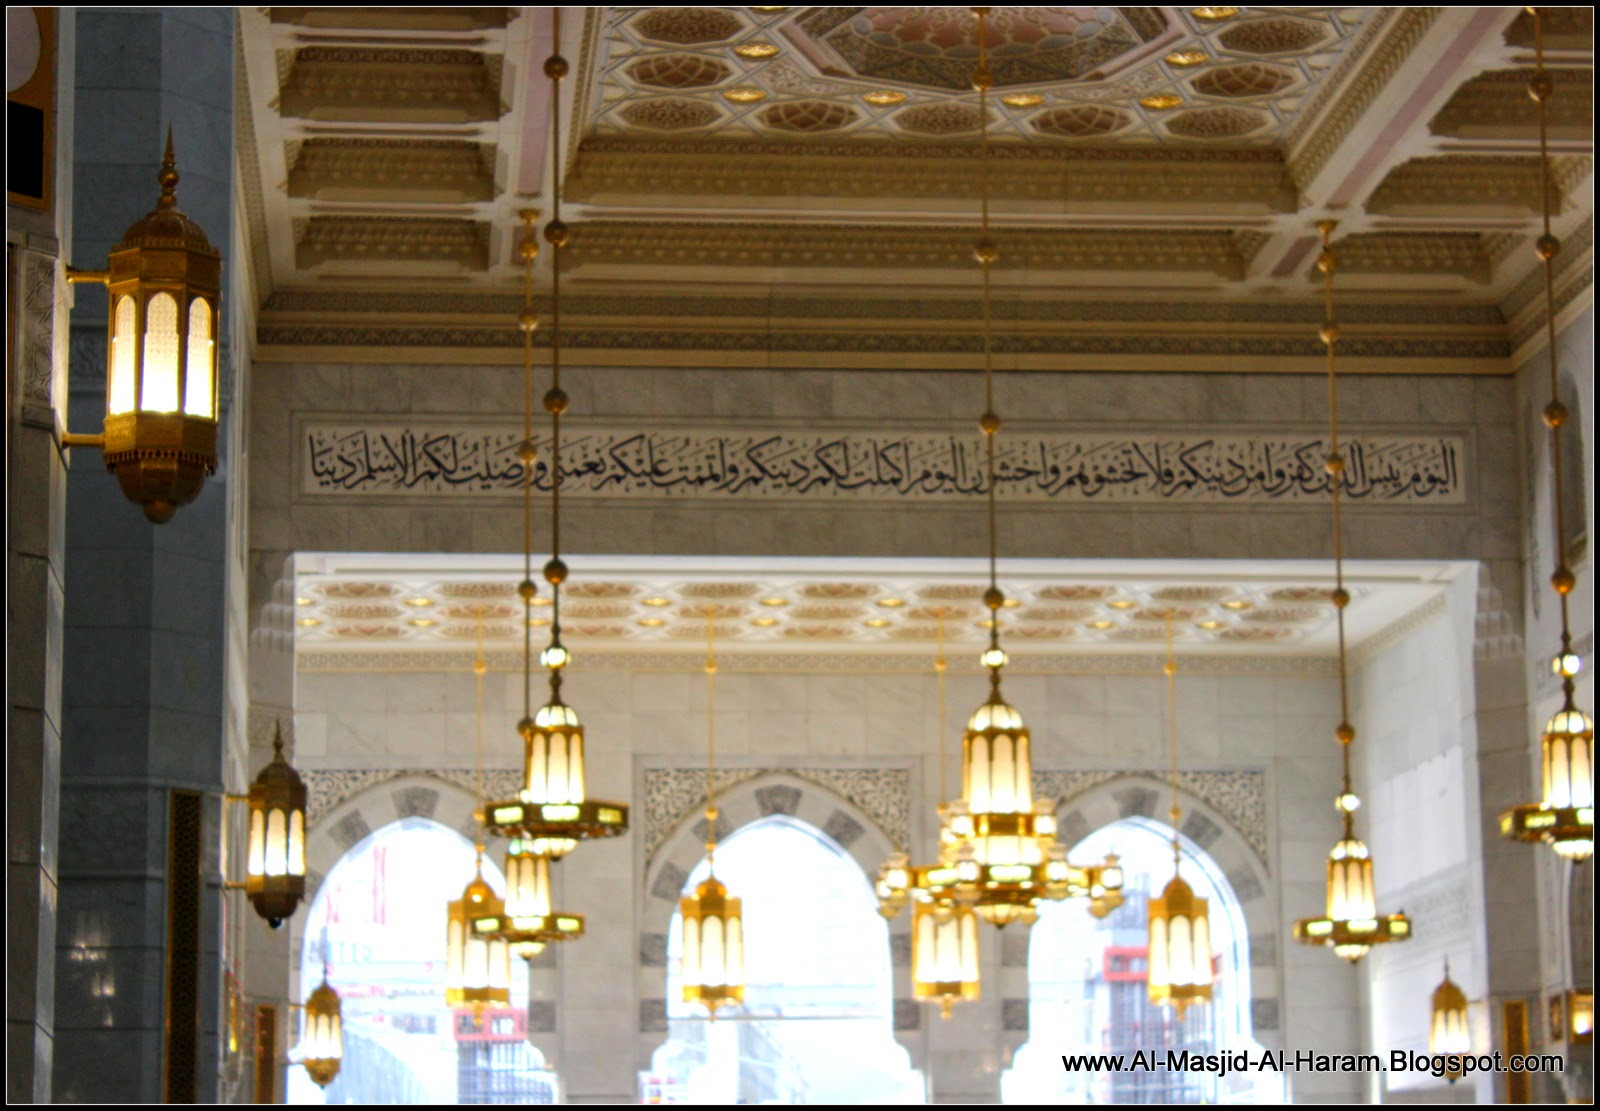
592;6;1372;146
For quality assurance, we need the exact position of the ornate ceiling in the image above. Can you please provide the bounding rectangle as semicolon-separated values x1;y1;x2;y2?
286;554;1453;667
238;7;1595;372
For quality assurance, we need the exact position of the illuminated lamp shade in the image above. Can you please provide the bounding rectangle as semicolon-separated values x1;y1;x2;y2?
504;844;552;961
679;874;744;1018
1148;873;1213;1016
244;723;307;928
301;975;343;1089
518;700;585;858
962;693;1033;815
1571;990;1594;1045
445;862;511;1009
67;130;220;523
1428;964;1469;1082
1542;705;1593;860
912;900;980;1019
875;851;911;919
1326;836;1375;962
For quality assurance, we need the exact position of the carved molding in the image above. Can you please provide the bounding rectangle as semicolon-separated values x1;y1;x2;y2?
643;765;910;858
278;47;505;124
21;250;55;406
294;216;489;270
302;767;519;828
1365;155;1572;217
1430;68;1594;141
234;24;272;306
1327;233;1493;285
569;223;1266;280
566;139;1297;212
1288;7;1435;189
1349;591;1450;669
286;138;496;203
1039;768;1269;865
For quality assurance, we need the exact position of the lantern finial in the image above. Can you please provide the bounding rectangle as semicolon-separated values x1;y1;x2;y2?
158;126;179;209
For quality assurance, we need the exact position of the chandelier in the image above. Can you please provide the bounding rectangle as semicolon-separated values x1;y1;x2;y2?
235;720;308;928
1147;615;1213;1017
481;10;629;944
1497;6;1593;863
1290;221;1411;962
1428;959;1469;1083
677;610;746;1018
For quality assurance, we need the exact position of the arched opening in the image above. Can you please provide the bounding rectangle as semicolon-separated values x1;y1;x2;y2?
650;815;923;1103
1002;817;1282;1104
287;817;554;1105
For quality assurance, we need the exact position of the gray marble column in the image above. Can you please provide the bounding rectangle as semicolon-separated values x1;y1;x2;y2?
52;8;236;1103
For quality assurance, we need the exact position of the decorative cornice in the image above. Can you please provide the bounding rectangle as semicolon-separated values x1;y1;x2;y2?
278;46;505;123
286;138;495;203
1430;68;1594;141
566;138;1297;211
1506;216;1594;346
1328;232;1493;285
1288;7;1435;189
1349;591;1450;669
1365;155;1561;217
568;222;1265;280
296;648;1342;678
294;216;489;270
234;23;272;306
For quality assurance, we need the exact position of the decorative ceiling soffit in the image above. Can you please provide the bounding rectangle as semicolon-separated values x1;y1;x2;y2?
285;139;496;204
1310;233;1495;287
590;6;1372;149
269;8;513;33
1429;69;1593;142
1365;155;1588;219
563;223;1268;281
563;140;1298;213
275;46;506;123
294;216;489;272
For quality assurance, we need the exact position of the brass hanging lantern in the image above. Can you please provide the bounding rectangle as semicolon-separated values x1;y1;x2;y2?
1148;615;1213;1016
240;721;307;928
64;128;219;523
1497;6;1595;865
301;970;343;1089
481;839;583;960
1429;960;1469;1082
678;610;746;1019
911;900;980;1019
445;850;511;1009
1291;221;1411;963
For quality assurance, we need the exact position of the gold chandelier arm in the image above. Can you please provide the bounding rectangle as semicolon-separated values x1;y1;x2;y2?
1317;219;1356;815
1529;6;1578;684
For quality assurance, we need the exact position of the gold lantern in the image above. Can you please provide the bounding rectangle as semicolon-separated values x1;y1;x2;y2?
1291;221;1411;964
301;971;342;1089
64;129;219;523
911;900;980;1019
1148;617;1213;1016
1498;6;1595;865
445;850;511;1009
238;721;307;928
1429;960;1469;1082
1570;989;1594;1045
482;839;583;960
677;610;745;1019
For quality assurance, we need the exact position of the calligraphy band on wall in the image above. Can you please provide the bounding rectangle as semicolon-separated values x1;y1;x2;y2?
302;422;1465;505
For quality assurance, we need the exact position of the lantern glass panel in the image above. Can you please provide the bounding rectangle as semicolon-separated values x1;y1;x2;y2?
266;808;287;876
289;809;305;876
248;807;265;877
110;296;137;415
184;297;213;418
142;292;181;412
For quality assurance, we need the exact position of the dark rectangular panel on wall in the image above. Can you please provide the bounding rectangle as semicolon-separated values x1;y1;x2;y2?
1502;998;1531;1103
6;8;55;209
253;1005;277;1104
164;790;203;1102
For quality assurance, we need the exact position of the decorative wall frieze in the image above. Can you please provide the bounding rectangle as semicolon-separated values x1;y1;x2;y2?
286;138;496;204
1429;68;1593;141
567;223;1264;280
1321;232;1493;285
302;767;519;828
300;422;1466;505
566;138;1297;212
277;46;505;123
1037;768;1269;864
20;250;56;407
643;765;910;859
295;649;1342;679
294;216;489;270
1365;155;1569;218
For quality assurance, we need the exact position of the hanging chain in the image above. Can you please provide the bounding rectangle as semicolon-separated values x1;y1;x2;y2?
972;7;1007;684
542;8;572;703
517;209;538;729
1316;220;1357;830
473;609;488;864
1164;610;1181;868
704;607;719;863
935;609;949;803
1528;7;1578;703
